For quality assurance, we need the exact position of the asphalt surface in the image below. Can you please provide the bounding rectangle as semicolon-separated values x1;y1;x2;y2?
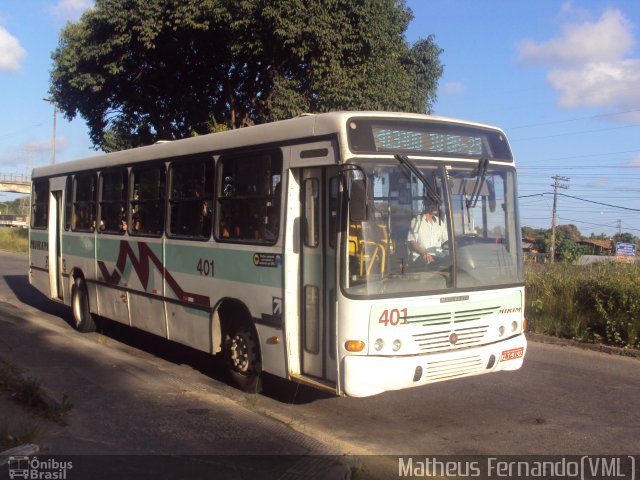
0;252;352;479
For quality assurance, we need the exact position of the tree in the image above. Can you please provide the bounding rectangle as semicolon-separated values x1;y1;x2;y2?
50;0;443;151
555;224;581;243
613;232;639;245
556;238;585;263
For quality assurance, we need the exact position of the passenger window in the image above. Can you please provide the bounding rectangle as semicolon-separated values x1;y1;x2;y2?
73;173;97;232
130;165;165;236
64;177;72;231
216;151;282;243
99;169;128;234
31;180;49;229
168;158;213;239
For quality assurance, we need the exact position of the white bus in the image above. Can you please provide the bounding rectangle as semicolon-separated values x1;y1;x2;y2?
29;112;526;397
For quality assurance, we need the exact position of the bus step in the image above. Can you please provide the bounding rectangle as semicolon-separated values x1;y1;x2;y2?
289;374;337;394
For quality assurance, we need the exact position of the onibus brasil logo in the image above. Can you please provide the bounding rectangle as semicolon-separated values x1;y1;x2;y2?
7;456;72;480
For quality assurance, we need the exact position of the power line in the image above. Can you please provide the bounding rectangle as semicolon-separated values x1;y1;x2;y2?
518;192;640;212
557;193;640;212
505;109;640;130
513;124;640;142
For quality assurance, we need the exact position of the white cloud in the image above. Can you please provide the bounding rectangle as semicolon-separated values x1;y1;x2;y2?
442;81;464;95
0;26;26;72
49;0;94;22
517;8;640;119
519;9;634;66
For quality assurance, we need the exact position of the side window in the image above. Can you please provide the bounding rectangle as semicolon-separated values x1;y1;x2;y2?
303;178;319;247
216;150;282;243
64;177;72;231
329;176;339;249
73;173;97;232
31;180;49;229
130;164;165;236
168;158;213;239
99;169;128;234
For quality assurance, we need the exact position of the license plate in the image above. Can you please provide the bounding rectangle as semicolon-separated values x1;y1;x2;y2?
500;347;524;362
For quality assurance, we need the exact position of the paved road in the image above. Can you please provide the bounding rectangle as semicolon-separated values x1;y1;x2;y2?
0;252;350;479
1;251;639;476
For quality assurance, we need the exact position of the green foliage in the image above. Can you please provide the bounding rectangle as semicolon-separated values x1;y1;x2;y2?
525;263;640;348
0;228;29;254
0;197;29;216
556;238;585;263
50;0;443;151
555;224;581;242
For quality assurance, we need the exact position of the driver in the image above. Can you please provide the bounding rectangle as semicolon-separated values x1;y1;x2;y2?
407;201;447;265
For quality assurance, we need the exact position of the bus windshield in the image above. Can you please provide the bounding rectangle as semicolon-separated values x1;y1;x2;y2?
343;159;522;297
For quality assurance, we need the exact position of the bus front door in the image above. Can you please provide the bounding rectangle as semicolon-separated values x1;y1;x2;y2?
300;167;338;383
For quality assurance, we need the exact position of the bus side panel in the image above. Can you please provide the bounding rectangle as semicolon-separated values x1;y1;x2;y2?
208;244;287;379
62;233;97;311
29;229;51;296
126;238;167;337
164;240;215;352
95;236;131;326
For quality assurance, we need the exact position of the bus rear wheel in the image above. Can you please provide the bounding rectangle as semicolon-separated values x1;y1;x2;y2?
224;326;262;393
71;277;96;333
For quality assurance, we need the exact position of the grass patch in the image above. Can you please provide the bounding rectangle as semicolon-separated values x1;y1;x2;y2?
0;228;28;254
525;263;640;348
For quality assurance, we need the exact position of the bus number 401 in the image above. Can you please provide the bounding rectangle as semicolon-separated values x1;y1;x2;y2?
196;259;215;277
378;308;408;326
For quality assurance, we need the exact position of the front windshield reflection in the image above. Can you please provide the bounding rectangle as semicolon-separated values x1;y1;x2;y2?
344;160;522;297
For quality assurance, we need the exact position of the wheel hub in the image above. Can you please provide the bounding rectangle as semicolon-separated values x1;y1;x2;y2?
230;334;249;372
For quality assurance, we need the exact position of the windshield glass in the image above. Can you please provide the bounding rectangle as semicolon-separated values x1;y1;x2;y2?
343;159;522;297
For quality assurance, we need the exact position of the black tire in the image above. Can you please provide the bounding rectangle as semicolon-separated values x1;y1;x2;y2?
71;277;96;333
224;325;262;393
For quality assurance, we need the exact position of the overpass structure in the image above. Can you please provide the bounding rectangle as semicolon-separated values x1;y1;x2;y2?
0;173;31;194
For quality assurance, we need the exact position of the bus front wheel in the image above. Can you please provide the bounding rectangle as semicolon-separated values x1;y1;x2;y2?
71;277;96;333
224;326;262;393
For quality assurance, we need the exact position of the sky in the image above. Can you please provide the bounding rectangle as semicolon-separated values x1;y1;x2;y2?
0;0;639;238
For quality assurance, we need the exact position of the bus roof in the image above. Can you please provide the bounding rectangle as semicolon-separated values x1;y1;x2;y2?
31;111;506;178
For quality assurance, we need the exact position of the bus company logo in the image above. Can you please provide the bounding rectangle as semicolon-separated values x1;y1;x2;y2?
449;332;459;345
29;240;48;251
498;307;521;315
8;456;72;480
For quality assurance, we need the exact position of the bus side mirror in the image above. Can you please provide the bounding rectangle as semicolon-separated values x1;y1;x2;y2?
350;179;369;222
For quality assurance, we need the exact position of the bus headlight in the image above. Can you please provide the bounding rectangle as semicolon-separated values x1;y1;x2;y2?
498;325;505;337
392;339;402;352
511;321;518;332
374;338;384;351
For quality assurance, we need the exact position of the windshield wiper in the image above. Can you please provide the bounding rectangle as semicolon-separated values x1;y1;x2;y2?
394;154;442;207
466;157;489;209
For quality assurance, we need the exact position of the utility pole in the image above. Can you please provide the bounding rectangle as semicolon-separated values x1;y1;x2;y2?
617;219;622;237
43;97;57;165
550;175;570;263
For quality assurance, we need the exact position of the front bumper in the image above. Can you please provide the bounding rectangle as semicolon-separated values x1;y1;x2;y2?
342;333;526;397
